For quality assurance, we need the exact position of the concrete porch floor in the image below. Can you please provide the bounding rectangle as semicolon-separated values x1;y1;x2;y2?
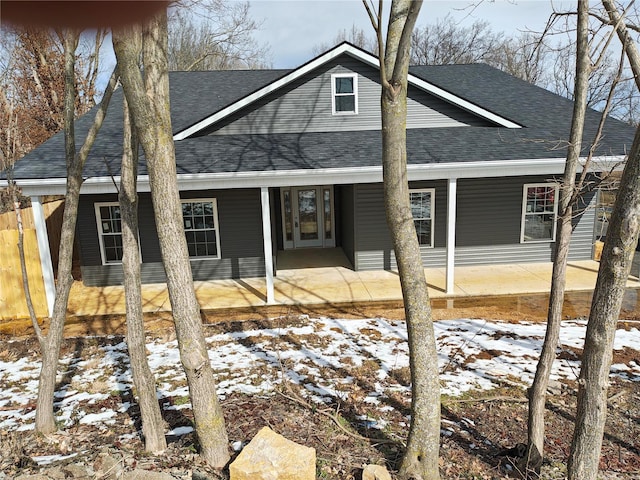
65;249;640;317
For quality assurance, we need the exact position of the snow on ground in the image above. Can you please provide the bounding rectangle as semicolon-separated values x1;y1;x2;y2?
1;317;639;437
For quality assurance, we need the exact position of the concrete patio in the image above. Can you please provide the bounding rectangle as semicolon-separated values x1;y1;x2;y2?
64;248;640;317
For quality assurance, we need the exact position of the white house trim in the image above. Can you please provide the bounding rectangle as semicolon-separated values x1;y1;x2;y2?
9;155;625;197
331;72;359;115
31;196;55;316
173;42;521;140
446;178;457;295
261;187;275;304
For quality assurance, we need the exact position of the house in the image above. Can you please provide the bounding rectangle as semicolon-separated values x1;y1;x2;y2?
4;43;635;315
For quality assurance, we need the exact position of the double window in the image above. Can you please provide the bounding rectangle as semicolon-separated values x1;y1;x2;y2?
410;189;435;247
331;73;358;115
95;198;220;265
181;199;221;259
521;184;558;242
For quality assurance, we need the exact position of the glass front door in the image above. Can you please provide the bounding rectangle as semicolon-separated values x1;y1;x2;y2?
281;186;335;249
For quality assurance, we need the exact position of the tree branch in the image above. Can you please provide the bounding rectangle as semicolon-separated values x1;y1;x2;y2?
76;68;119;165
362;0;389;88
389;0;422;85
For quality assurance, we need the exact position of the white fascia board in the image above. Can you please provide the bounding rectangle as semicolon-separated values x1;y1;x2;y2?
406;158;568;179
12;154;624;196
5;178;68;196
344;47;522;128
407;76;522;129
174;43;364;140
407;155;625;180
173;167;384;190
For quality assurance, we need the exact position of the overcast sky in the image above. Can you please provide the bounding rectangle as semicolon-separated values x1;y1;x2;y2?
249;0;576;68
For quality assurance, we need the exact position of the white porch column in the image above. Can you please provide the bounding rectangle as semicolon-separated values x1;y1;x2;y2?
31;196;56;316
260;187;275;304
446;178;457;295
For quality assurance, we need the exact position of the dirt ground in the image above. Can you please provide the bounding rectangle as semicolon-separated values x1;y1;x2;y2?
1;295;639;479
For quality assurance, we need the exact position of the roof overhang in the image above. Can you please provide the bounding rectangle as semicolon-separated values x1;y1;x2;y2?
173;43;521;140
7;155;625;197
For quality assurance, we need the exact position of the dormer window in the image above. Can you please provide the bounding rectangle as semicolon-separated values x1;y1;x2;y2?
331;73;358;115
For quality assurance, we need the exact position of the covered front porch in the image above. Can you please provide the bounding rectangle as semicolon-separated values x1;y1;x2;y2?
61;248;640;317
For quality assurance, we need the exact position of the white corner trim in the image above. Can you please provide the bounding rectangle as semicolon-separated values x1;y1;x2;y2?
446;179;457;295
31;196;56;316
260;187;275;304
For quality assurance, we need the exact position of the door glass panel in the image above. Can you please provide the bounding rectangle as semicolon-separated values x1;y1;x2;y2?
298;189;318;241
283;189;293;242
324;188;332;240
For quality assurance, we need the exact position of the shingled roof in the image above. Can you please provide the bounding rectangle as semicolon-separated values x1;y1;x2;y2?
6;45;635;188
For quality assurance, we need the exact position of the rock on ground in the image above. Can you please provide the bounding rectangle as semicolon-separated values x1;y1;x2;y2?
229;426;316;480
362;464;393;480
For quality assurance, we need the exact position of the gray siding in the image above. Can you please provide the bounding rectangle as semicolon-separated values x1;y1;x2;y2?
206;55;492;136
78;189;266;287
353;177;597;271
353;182;447;270
454;177;596;265
338;185;356;266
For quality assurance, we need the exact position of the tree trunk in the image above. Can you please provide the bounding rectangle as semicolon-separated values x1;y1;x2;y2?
34;30;117;435
35;172;81;433
567;125;640;479
119;97;167;453
35;29;79;434
523;1;590;474
567;3;640;477
363;1;439;478
382;77;440;480
387;110;440;480
113;11;230;468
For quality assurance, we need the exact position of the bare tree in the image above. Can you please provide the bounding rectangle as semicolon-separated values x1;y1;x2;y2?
364;1;440;479
522;1;592;474
0;62;20;176
0;27;105;168
540;5;640;123
568;1;640;477
569;114;640;480
312;24;378;56
112;9;230;468
411;14;503;65
35;29;118;434
484;31;550;85
119;95;167;453
406;11;639;123
167;0;269;71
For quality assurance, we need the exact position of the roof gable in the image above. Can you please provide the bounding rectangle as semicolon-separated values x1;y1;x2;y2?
173;42;521;140
197;55;494;136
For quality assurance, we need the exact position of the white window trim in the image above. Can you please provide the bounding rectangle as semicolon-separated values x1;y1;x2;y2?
95;202;144;266
181;198;222;260
95;202;123;265
520;183;559;243
410;188;435;248
331;73;358;115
